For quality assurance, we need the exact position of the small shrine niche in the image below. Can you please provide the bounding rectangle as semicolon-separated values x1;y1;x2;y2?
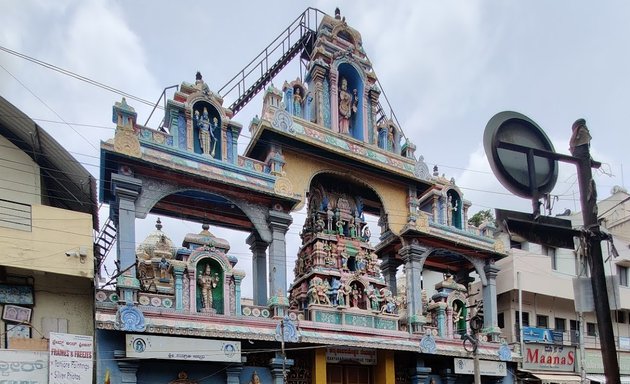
446;189;463;229
377;120;400;154
283;79;312;121
423;273;470;338
178;224;244;316
191;101;222;159
337;63;363;140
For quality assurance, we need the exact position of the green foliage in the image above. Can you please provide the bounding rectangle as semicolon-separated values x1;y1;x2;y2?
468;209;495;227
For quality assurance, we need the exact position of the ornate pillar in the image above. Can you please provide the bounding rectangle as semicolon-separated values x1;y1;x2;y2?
330;69;339;132
409;359;432;384
247;233;269;306
399;244;430;331
436;303;447;337
483;261;501;341
226;365;243;384
114;350;139;384
442;368;458;384
187;268;196;313
380;255;400;296
446;306;454;339
233;271;245;316
368;86;380;145
270;354;295;384
268;209;293;314
173;263;185;311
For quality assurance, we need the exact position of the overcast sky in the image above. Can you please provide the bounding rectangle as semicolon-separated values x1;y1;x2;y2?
1;1;628;296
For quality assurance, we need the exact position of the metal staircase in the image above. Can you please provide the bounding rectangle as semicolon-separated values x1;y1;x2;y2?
218;7;405;140
94;214;116;275
218;8;324;115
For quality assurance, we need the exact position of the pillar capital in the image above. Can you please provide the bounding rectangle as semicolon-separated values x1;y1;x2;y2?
268;210;293;233
112;173;142;201
484;262;501;279
246;232;269;250
399;244;430;263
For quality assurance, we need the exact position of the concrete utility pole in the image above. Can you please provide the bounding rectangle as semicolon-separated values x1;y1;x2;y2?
570;119;620;384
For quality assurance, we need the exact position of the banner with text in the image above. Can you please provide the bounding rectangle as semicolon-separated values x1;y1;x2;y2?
454;358;507;376
326;347;377;365
0;350;48;383
126;334;241;362
49;332;94;384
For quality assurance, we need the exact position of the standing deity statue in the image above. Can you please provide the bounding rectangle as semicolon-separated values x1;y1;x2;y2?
350;284;362;308
338;77;353;134
293;88;303;117
195;108;212;156
197;264;220;311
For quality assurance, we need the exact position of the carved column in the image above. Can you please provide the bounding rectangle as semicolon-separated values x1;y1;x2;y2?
270;354;295;384
268;210;293;311
442;368;458;384
114;350;139;384
330;69;339;132
409;359;432;384
173;264;185;311
446;306;453;339
483;261;501;341
368;86;380;145
380;255;400;296
233;271;245;316
399;244;430;331
226;365;243;384
187;268;196;313
247;233;269;306
436;303;447;337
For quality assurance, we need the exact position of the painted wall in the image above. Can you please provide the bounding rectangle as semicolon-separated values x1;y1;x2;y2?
0;268;93;349
282;149;409;235
0;204;94;278
0;135;41;206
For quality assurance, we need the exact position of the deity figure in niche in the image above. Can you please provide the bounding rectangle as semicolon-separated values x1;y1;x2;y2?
248;371;261;384
338;77;354;134
293;87;303;117
197;264;220;311
350;283;362;308
387;126;395;151
194;108;217;157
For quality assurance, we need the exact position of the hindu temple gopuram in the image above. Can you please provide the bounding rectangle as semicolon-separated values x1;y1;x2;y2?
95;8;514;384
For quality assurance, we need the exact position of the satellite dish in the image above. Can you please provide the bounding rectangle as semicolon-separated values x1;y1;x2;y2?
483;111;558;199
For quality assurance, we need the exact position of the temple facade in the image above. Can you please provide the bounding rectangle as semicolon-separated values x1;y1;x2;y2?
95;9;515;384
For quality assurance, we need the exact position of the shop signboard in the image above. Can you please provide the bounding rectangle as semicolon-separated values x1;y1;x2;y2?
523;344;575;372
0;350;48;383
326;347;377;365
126;334;241;362
49;332;94;384
454;358;507;376
522;326;563;344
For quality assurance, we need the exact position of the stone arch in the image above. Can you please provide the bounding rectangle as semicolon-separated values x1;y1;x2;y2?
419;250;487;287
133;175;272;243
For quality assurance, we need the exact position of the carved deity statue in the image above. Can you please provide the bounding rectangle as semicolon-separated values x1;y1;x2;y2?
194;107;217;157
248;371;261;384
197;264;220;311
338;77;353;134
293;88;303;117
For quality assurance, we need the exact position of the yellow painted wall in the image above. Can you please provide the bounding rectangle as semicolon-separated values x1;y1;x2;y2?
282;149;409;235
0;205;94;278
0;135;41;205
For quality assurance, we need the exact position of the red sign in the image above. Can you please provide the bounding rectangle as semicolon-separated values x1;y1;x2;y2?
523;344;575;372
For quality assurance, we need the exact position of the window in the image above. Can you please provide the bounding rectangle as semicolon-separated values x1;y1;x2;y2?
537;315;549;328
618;266;629;287
543;246;558;270
587;322;597;337
617;311;626;324
570;320;579;331
510;240;522;249
516;311;530;326
498;312;505;329
555;318;566;332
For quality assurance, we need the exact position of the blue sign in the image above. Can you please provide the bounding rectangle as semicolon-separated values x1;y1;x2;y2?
522;327;563;344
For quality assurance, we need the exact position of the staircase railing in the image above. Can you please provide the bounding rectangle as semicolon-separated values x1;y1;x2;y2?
218;7;325;115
